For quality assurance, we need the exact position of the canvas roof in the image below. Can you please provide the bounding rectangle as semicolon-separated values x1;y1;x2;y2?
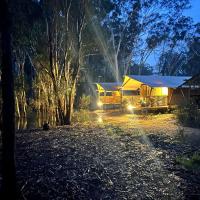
97;82;121;91
126;75;191;88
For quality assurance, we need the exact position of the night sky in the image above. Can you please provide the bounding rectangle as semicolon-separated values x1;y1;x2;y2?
184;0;200;22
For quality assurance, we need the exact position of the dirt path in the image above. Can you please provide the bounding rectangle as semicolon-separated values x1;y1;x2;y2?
95;111;200;143
14;113;200;199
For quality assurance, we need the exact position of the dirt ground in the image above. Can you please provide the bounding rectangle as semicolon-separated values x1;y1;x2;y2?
95;110;200;143
1;112;200;200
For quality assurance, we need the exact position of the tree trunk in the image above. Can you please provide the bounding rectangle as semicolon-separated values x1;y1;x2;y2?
65;92;74;125
15;95;20;118
0;0;17;199
47;17;64;125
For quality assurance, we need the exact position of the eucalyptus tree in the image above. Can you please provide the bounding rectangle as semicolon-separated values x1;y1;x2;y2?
142;0;194;75
155;15;194;75
40;0;90;125
129;0;194;76
9;0;43;118
179;23;200;76
94;0;141;81
90;0;194;79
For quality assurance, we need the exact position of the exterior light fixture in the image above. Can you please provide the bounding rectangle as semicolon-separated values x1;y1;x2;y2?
97;117;103;123
97;101;103;107
127;104;136;111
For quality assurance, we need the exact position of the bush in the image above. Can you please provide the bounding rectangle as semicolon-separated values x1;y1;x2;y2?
72;109;91;123
176;152;200;169
175;103;200;128
72;109;97;123
79;95;91;110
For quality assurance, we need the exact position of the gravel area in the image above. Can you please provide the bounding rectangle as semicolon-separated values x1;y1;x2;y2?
12;113;200;200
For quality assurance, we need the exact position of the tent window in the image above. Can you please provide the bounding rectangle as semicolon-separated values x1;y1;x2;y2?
106;92;112;96
123;90;140;96
99;92;104;96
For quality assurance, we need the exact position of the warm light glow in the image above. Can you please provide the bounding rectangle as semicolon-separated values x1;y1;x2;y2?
97;117;103;123
127;104;136;111
97;101;103;107
162;87;168;95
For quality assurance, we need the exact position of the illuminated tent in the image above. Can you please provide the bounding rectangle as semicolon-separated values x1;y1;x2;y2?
96;82;121;92
123;75;191;89
122;75;191;108
96;82;122;106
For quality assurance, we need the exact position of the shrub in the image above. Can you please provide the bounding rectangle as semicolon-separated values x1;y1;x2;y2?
72;109;91;123
79;95;91;110
176;152;200;169
175;103;200;128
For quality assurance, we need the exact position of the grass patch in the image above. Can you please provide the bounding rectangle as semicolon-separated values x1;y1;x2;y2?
104;124;145;138
176;152;200;169
72;109;96;123
105;125;125;136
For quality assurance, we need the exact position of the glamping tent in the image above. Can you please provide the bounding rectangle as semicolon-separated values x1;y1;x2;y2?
96;82;121;106
122;75;191;108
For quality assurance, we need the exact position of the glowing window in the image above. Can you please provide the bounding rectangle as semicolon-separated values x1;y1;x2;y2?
123;90;140;96
99;92;104;96
162;87;168;96
105;92;112;96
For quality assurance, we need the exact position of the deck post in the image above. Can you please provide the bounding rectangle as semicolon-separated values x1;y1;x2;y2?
120;89;123;110
168;89;174;108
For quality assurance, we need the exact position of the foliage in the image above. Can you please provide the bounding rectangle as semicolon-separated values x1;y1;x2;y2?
182;23;200;75
4;0;94;125
85;0;194;81
79;95;91;110
106;125;124;136
176;152;200;169
175;103;200;128
157;51;187;75
72;110;93;123
129;63;153;75
157;19;200;76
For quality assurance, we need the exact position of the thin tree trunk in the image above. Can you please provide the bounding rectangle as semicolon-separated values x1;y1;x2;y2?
15;95;20;118
47;18;64;125
22;91;27;118
0;0;17;198
65;91;74;125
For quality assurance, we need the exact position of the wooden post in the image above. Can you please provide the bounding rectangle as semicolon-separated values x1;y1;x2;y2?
149;87;153;107
168;88;174;107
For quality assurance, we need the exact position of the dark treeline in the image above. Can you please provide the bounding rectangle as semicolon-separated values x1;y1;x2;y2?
0;0;199;126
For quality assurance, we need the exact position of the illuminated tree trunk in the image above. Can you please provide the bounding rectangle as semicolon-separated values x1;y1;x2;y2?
15;95;20;118
47;17;64;125
0;0;17;198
